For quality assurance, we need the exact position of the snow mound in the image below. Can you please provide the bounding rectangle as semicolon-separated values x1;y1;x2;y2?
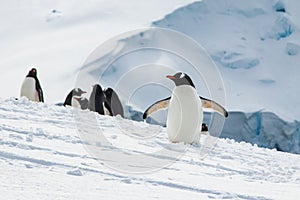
67;169;83;176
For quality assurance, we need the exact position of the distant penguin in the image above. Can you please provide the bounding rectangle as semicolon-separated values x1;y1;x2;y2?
63;88;87;107
88;84;108;115
20;68;44;102
201;123;209;135
104;88;124;117
143;72;228;144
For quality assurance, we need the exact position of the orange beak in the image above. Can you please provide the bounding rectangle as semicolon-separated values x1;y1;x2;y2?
166;75;174;80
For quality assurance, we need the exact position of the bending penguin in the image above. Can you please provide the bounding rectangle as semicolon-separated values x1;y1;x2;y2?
143;72;228;144
104;88;124;117
20;68;44;102
73;97;89;110
63;88;87;109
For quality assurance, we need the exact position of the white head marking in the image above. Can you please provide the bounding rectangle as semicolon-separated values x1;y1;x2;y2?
180;73;185;79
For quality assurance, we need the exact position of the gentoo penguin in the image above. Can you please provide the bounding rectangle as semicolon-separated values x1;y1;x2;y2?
73;96;89;110
20;68;44;102
201;123;209;135
88;84;110;115
63;88;87;107
143;72;228;144
104;88;124;117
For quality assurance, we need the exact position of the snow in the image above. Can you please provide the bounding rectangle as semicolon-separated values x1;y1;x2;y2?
0;0;196;103
1;0;300;121
1;0;300;198
152;0;300;120
1;98;300;199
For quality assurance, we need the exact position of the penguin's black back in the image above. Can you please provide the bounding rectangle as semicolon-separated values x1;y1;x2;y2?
104;88;124;117
63;90;74;106
88;84;105;115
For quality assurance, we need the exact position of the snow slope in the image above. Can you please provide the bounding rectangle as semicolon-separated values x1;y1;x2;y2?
1;98;300;199
152;0;300;120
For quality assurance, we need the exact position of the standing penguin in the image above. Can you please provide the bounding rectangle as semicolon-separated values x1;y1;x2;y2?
143;72;228;144
201;123;209;135
88;84;107;115
63;88;87;108
20;68;44;102
104;88;124;117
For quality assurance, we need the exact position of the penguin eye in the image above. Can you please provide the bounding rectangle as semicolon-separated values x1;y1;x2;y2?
180;73;185;79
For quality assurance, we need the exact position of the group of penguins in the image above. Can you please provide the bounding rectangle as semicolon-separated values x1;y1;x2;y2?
63;86;124;117
20;68;124;117
20;68;228;144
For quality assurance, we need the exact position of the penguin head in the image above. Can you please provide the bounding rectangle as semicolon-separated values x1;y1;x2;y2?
72;88;86;96
27;68;37;77
166;72;195;88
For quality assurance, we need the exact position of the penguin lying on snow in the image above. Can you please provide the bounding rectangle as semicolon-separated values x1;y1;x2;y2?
63;88;87;109
20;68;44;102
143;72;228;144
88;84;124;117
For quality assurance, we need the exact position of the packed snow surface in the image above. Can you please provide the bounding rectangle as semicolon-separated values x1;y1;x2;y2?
0;98;300;199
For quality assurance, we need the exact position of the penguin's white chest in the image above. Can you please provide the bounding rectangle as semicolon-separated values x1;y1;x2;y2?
166;85;203;144
71;96;81;108
20;78;38;102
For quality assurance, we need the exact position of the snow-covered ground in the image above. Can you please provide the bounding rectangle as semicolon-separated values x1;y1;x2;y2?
1;98;300;200
1;0;300;151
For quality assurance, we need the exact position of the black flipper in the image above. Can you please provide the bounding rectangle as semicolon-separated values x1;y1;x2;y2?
143;96;228;119
143;97;171;119
35;78;44;102
63;91;73;106
200;96;228;118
